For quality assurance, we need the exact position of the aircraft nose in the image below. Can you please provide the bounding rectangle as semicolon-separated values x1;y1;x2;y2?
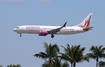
13;28;17;31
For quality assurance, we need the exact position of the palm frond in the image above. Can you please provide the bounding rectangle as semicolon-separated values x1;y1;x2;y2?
34;52;48;58
99;61;105;67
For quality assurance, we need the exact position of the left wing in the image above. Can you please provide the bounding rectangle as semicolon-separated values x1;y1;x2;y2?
48;22;67;34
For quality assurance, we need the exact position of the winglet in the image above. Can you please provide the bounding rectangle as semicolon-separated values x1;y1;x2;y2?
62;22;67;27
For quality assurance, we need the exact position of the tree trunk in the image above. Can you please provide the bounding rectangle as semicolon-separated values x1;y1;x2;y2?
49;57;52;67
96;57;99;67
71;63;72;67
73;62;76;67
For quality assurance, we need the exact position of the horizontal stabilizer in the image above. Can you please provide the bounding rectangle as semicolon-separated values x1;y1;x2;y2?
83;27;93;31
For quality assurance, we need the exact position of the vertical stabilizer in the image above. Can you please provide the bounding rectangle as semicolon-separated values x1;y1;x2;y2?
78;13;93;28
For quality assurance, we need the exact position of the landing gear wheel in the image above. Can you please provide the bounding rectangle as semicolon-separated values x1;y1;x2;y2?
51;34;54;38
20;33;22;37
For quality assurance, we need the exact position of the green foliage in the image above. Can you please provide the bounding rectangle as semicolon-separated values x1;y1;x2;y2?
34;42;60;67
42;57;69;67
34;43;105;67
7;64;21;67
86;45;105;67
99;61;105;67
52;57;69;67
34;42;59;58
0;65;3;67
61;44;88;67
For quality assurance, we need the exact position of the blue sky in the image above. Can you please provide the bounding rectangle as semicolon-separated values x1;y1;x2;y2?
0;0;105;67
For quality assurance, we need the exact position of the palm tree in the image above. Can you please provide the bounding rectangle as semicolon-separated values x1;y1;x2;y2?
42;61;50;67
7;64;21;67
86;45;105;67
42;56;69;67
0;65;3;67
61;44;88;67
99;61;105;67
34;42;60;67
52;56;69;67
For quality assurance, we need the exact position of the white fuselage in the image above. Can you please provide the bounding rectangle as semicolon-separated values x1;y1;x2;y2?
13;13;93;38
13;25;85;35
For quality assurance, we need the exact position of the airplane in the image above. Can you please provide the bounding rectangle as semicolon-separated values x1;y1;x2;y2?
13;13;93;38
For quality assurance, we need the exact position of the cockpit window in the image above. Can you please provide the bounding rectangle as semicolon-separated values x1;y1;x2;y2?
16;27;19;28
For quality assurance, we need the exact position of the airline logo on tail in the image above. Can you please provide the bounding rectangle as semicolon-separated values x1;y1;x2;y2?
77;13;93;31
84;16;91;28
78;13;92;29
78;20;90;28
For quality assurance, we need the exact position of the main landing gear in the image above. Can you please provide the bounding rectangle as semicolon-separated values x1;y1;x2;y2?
51;34;54;38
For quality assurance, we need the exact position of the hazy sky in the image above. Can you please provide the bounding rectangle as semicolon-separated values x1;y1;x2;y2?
0;0;105;67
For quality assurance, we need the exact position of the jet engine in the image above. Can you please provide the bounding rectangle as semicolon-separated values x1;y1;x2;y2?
39;30;48;36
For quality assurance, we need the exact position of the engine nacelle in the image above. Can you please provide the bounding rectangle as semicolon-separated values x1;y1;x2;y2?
39;30;48;36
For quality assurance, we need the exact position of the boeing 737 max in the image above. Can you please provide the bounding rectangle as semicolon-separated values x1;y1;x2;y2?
13;13;93;38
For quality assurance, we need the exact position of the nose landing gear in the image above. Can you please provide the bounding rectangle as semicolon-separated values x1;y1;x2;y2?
20;33;22;37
